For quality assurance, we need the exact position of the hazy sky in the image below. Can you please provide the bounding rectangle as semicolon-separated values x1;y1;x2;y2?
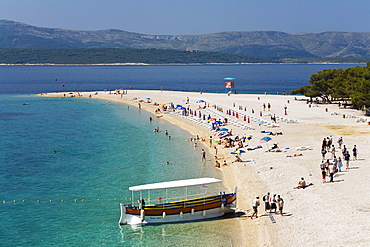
1;0;369;35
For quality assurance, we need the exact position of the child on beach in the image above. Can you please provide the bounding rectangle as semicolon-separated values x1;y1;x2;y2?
337;157;343;172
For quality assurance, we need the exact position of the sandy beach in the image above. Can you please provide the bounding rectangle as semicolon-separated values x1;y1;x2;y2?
40;90;370;246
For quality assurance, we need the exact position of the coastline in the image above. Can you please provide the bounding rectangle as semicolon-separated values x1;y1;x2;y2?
40;90;370;246
1;62;366;66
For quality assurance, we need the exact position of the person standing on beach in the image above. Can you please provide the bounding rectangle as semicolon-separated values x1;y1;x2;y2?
330;145;336;158
277;195;284;216
321;148;327;161
267;103;271;111
263;192;270;213
325;159;330;177
337;157;343;172
269;194;277;213
320;161;326;183
337;137;343;149
322;138;327;150
214;146;218;160
352;145;357;160
251;196;260;219
329;163;335;182
343;151;350;170
201;149;206;161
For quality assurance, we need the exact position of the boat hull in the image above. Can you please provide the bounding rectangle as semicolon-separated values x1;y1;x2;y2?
119;192;237;225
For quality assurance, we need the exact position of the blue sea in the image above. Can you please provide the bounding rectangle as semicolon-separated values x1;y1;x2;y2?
0;64;363;246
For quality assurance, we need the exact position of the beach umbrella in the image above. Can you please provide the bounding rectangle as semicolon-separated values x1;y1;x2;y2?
196;100;205;103
260;136;272;149
260;136;271;143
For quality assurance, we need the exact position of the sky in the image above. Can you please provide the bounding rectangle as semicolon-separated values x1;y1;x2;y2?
1;0;369;35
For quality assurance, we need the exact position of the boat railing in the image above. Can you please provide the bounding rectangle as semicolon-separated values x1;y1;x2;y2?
143;194;231;210
155;192;209;204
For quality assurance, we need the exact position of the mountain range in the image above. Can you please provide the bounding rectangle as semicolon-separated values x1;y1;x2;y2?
1;20;370;58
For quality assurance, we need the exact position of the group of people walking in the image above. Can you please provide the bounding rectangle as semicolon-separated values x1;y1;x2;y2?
320;135;358;183
251;192;284;219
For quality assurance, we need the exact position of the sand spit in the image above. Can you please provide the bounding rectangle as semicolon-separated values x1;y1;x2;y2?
40;90;370;247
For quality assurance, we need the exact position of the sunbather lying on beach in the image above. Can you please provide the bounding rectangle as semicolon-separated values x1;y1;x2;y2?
293;177;314;189
286;154;303;157
247;145;262;151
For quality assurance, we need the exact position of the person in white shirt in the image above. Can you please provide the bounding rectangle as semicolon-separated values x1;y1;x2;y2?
251;196;260;219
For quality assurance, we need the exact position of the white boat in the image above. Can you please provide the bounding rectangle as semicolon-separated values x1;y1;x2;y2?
119;178;237;225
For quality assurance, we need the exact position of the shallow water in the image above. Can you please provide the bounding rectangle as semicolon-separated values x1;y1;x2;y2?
0;95;238;246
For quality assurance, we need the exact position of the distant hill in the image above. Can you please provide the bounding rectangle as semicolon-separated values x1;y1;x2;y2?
1;20;370;59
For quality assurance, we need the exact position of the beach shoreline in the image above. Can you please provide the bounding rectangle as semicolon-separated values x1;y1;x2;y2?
40;90;370;246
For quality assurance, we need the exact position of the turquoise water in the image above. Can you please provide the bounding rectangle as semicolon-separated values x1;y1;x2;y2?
1;64;362;246
0;95;236;246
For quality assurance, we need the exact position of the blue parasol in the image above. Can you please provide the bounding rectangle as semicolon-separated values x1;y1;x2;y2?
260;136;272;143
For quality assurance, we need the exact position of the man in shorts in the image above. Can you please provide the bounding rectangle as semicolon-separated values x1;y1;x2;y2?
269;194;277;213
277;195;284;216
251;196;260;219
343;151;350;169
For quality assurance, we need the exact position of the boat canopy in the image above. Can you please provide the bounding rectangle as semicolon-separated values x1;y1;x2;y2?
129;178;221;191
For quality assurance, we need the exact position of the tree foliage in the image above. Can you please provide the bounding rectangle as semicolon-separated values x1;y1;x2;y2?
0;48;276;64
290;62;370;107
